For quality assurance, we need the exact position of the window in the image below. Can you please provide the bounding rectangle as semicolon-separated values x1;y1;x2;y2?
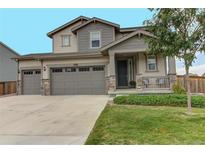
147;55;157;71
61;35;70;47
79;67;90;72
65;68;76;72
52;68;63;73
35;70;41;74
93;66;104;71
24;71;33;75
90;31;101;48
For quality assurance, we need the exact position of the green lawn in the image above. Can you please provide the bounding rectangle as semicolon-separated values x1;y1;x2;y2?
86;105;205;145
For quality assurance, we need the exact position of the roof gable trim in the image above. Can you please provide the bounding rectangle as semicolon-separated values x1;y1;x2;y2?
47;16;90;38
100;29;156;53
71;17;120;33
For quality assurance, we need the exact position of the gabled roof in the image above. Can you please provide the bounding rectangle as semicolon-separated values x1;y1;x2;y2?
47;16;90;38
100;29;156;53
72;17;120;33
0;41;20;56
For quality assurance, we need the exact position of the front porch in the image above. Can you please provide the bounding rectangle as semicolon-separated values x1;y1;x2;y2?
106;51;176;94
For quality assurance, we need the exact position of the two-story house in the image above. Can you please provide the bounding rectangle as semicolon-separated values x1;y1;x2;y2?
15;16;176;95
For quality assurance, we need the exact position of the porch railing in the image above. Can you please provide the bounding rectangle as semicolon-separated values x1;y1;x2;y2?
140;76;170;89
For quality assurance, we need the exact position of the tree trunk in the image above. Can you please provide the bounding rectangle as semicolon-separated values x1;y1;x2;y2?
185;66;192;114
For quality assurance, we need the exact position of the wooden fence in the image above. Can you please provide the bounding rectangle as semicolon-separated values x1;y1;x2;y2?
0;81;16;96
176;75;205;94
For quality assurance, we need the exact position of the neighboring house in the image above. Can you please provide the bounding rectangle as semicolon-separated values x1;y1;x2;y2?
0;42;19;82
0;42;19;95
15;16;176;95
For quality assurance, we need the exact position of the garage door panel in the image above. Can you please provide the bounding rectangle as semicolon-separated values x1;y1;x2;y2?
52;76;64;81
23;70;41;95
93;90;105;95
53;88;65;95
65;89;77;95
77;88;92;95
51;66;105;95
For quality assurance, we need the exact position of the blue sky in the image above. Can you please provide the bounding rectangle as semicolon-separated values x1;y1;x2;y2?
0;8;204;74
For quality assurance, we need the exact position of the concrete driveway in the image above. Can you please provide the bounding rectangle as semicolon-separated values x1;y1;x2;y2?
0;95;108;145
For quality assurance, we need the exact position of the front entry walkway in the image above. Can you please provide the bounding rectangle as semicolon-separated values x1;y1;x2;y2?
0;95;108;145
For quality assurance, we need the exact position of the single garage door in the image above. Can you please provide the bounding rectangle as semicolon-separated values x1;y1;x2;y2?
22;70;41;95
51;66;105;95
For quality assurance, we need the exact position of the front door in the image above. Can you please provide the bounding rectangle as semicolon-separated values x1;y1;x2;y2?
117;60;128;87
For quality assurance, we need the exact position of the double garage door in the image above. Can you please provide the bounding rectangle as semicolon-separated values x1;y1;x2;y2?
51;65;106;95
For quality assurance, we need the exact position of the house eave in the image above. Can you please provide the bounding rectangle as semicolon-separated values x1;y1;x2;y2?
119;26;147;32
14;52;105;61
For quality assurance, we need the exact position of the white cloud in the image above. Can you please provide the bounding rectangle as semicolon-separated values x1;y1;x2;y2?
177;64;205;76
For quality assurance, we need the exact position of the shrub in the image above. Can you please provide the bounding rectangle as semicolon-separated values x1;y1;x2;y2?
172;83;186;94
114;94;205;108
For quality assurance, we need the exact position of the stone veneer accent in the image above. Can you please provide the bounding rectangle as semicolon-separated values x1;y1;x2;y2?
136;75;144;89
106;75;116;92
17;80;22;95
42;79;51;95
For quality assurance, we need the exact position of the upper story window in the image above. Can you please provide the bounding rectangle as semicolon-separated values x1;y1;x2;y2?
90;31;101;49
147;55;157;71
61;35;70;47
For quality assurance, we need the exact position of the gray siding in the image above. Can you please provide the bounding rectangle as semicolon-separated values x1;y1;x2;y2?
110;36;148;51
77;22;114;52
0;44;18;82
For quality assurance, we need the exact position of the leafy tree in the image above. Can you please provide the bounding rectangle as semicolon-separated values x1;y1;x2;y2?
144;8;205;113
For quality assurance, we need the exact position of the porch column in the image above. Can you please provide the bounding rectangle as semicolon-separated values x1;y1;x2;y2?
168;56;177;89
107;51;116;93
109;52;116;76
135;53;143;89
168;56;176;75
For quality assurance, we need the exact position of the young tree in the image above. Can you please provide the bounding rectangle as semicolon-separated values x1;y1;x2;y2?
144;9;205;113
